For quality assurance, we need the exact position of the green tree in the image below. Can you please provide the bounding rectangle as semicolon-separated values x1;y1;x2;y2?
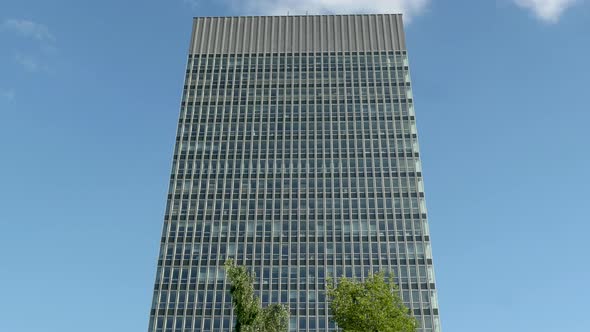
224;260;289;332
326;272;417;332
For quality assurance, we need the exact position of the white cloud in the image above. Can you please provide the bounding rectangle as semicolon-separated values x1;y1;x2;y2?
1;19;55;41
218;0;429;22
513;0;579;22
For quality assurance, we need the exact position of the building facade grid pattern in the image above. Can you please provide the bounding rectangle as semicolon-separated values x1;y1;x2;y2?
149;14;441;332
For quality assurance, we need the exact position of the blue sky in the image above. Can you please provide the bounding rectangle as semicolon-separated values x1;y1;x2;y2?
1;0;589;331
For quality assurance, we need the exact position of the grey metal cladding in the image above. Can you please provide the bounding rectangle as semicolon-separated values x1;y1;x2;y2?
190;14;406;54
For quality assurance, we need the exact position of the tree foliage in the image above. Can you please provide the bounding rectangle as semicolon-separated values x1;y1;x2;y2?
327;272;417;332
224;260;289;332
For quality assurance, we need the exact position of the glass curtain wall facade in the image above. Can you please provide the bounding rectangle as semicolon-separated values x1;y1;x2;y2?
149;14;441;332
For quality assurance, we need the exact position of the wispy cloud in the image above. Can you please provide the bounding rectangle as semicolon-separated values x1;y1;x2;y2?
14;53;42;72
1;18;55;41
513;0;579;23
0;88;16;102
2;19;57;73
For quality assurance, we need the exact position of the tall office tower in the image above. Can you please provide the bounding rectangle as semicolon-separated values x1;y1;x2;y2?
149;14;441;332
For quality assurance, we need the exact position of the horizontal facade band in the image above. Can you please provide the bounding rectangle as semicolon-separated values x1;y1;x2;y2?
191;15;406;55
